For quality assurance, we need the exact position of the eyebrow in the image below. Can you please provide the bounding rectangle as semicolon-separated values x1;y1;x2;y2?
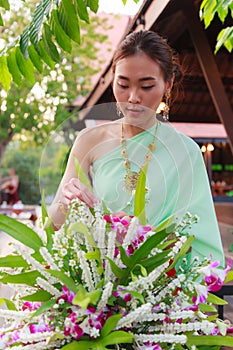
117;75;157;82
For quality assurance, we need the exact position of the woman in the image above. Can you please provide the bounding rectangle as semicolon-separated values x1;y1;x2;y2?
49;30;224;265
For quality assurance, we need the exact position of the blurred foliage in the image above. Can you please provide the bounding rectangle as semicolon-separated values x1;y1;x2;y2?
0;0;112;165
1;139;69;204
1;143;42;204
200;0;233;53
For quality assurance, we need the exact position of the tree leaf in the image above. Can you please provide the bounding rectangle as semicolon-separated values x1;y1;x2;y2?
6;48;22;85
74;0;90;23
42;23;61;63
0;214;43;252
51;9;72;54
20;25;30;59
215;27;233;53
0;55;11;91
86;0;99;13
15;46;35;84
29;0;51;45
0;0;10;10
28;44;43;73
40;192;54;252
0;12;3;26
35;39;55;69
58;0;80;44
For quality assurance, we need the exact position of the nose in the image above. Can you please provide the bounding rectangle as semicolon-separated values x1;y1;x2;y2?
128;89;141;104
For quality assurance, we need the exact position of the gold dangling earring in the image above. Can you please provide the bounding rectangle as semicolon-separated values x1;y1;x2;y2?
162;90;171;121
116;103;122;117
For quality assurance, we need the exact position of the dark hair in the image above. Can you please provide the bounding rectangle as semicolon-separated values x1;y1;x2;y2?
112;30;183;91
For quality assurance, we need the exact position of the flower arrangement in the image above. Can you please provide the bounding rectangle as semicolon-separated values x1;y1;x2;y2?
0;166;233;350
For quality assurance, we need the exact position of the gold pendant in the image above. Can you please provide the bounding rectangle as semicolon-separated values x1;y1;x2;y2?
123;171;139;195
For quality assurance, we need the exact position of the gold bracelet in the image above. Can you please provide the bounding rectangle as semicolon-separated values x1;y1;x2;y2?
58;200;68;215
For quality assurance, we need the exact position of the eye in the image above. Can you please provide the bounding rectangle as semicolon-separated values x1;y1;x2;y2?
141;85;155;90
117;82;128;89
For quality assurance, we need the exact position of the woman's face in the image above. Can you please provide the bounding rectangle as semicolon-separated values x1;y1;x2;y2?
113;52;172;125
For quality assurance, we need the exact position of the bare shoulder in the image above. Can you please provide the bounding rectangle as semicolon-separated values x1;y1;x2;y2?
75;120;121;145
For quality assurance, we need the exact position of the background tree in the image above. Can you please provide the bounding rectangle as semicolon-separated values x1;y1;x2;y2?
0;0;111;165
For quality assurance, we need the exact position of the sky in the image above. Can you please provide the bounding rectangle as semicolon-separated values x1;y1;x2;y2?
98;0;144;15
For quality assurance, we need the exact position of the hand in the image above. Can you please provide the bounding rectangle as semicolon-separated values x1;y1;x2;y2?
62;178;99;208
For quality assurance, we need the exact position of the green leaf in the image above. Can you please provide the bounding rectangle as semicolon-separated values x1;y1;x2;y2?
186;334;233;347
131;228;171;266
101;331;134;346
61;341;94;350
29;0;51;45
6;48;22;85
46;269;78;293
207;292;228;305
0;270;40;286
58;0;80;44
118;245;131;267
51;9;72;54
140;250;171;272
0;55;11;91
100;314;122;337
21;290;52;302
72;285;101;309
134;162;148;225
42;23;61;63
155;215;174;232
198;303;217;313
20;25;30;59
116;229;172;284
74;0;90;23
36;40;55;69
0;298;16;310
0;255;28;268
86;0;99;13
225;270;233;283
168;235;194;270
215;27;233;53
0;214;43;252
0;12;3;26
74;156;93;191
15;46;35;84
41;192;54;252
32;298;56;317
0;0;10;10
28;44;43;73
106;257;125;278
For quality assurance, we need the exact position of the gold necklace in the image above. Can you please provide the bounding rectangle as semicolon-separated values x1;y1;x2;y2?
120;121;159;195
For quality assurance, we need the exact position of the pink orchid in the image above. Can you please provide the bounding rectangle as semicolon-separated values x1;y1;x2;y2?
193;283;208;304
22;301;41;311
199;257;232;292
29;323;51;334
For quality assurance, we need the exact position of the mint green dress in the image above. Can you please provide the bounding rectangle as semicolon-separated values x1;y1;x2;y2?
92;122;224;265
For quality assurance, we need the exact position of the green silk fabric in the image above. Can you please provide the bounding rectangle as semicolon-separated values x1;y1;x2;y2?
92;122;224;265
